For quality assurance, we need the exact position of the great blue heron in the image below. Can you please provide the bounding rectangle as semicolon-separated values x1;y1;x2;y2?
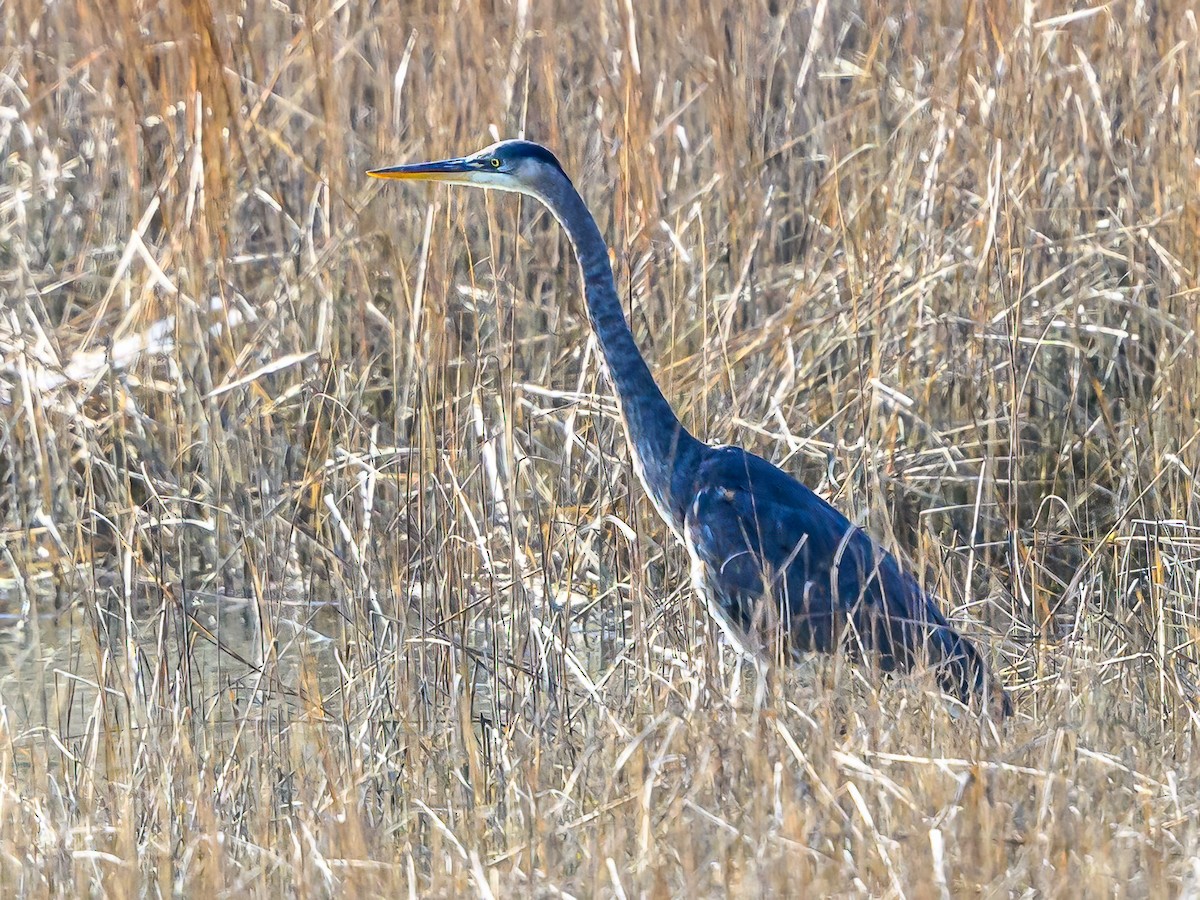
370;139;1011;717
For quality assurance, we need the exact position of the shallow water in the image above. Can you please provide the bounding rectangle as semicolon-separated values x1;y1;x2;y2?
0;577;353;777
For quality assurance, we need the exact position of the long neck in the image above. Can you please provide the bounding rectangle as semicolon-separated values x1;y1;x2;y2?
538;175;701;532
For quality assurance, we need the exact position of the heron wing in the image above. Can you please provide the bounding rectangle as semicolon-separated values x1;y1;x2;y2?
683;447;960;676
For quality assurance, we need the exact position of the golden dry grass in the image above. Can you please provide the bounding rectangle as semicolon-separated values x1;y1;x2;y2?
2;0;1200;895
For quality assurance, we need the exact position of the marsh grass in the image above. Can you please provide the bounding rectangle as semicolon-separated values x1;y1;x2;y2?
2;0;1200;894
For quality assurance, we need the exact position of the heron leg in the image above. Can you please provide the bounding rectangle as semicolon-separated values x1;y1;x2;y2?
728;653;771;710
752;656;770;711
728;652;745;706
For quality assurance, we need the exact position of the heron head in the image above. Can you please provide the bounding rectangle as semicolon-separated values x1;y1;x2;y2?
368;139;568;199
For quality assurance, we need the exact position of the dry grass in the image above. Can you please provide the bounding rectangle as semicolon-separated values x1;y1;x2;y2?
2;0;1200;895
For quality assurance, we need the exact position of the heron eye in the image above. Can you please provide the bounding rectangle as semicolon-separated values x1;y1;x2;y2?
490;158;501;169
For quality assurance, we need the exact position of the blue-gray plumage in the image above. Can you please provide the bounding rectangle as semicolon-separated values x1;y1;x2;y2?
370;139;1011;716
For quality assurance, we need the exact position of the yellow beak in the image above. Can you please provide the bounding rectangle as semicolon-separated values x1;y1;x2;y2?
367;158;475;182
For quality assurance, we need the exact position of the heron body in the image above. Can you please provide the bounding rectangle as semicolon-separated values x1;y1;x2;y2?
370;140;1011;716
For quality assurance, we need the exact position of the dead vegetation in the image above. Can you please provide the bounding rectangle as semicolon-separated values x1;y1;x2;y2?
2;0;1199;895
